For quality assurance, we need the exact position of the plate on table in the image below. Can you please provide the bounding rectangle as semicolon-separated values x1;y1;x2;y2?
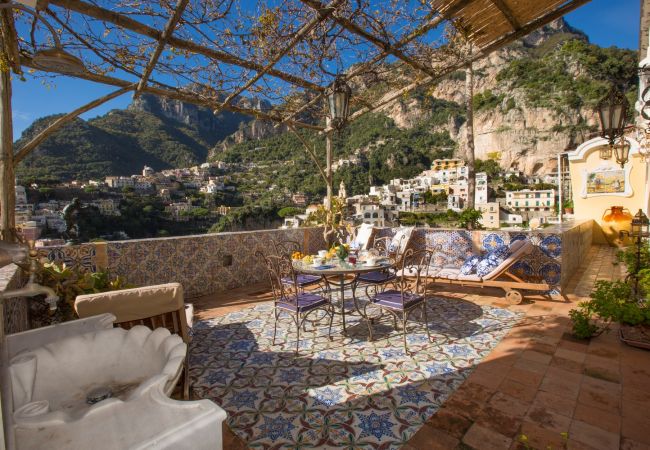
361;261;383;268
312;264;335;270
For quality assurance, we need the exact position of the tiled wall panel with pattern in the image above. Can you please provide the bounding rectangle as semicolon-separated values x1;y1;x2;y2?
39;228;327;298
38;223;592;298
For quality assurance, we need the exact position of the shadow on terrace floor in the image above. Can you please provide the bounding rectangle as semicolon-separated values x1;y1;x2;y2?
193;245;649;450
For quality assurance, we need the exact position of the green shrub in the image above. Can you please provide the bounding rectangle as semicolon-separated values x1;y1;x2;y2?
458;208;483;230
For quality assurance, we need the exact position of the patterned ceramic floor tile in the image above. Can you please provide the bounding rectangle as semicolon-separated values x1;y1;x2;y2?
190;296;522;449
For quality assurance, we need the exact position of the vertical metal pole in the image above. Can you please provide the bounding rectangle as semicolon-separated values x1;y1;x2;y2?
0;61;15;242
325;118;333;210
557;152;563;223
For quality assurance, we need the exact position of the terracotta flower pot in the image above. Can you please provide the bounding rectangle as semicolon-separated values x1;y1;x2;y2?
602;206;633;247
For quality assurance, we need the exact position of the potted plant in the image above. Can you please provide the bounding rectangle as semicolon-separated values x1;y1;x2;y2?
570;246;650;347
563;199;574;215
35;261;132;326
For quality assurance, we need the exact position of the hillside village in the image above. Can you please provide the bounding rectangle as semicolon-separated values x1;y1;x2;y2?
15;154;569;245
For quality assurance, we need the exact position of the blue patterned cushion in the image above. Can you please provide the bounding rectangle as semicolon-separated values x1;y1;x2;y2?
476;245;511;277
459;255;481;275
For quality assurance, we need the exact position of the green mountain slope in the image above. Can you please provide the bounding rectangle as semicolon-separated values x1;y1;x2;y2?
15;109;216;182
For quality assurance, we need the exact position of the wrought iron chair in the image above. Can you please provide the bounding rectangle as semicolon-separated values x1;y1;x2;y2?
271;239;322;291
257;251;334;354
356;233;409;294
364;248;434;354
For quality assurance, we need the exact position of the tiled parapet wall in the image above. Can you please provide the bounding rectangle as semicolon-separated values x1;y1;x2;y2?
0;265;29;336
378;220;594;291
38;228;327;298
38;222;592;298
559;220;594;288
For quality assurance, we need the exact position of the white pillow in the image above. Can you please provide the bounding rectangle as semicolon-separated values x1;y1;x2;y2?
389;226;414;253
353;223;374;250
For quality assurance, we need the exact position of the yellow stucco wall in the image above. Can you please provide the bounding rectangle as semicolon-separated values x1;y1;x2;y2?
568;137;648;246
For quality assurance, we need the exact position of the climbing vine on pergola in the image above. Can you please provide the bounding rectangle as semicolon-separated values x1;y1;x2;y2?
0;0;590;240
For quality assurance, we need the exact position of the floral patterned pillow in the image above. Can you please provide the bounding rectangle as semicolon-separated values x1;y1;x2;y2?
476;245;511;277
459;255;481;275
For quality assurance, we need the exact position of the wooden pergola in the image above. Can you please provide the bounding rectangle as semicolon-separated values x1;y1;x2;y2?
0;0;590;241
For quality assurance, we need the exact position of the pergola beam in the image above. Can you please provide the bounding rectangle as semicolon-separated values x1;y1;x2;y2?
0;0;21;74
489;0;521;30
134;0;189;98
0;30;15;241
20;57;324;131
214;0;345;114
277;0;475;127
13;85;135;165
335;0;590;131
48;0;325;93
301;0;439;79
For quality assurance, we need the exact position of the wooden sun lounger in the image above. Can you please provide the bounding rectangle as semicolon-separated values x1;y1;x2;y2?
425;240;552;304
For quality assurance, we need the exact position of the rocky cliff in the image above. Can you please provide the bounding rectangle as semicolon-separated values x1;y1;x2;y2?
375;19;606;175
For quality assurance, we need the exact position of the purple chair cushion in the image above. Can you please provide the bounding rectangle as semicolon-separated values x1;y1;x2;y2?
277;292;329;312
370;289;424;310
282;274;321;287
358;270;396;284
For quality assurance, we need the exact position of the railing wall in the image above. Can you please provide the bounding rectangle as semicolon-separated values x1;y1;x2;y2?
38;228;327;298
38;221;593;299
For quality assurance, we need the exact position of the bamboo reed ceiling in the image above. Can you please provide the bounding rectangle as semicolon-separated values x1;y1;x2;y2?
5;0;590;130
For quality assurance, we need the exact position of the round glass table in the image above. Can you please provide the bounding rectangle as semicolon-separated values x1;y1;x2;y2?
292;259;395;334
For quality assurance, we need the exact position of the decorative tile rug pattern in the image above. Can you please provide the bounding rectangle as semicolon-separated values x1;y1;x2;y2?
190;296;522;449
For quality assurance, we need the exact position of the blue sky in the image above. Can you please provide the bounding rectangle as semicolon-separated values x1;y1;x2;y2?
11;0;641;138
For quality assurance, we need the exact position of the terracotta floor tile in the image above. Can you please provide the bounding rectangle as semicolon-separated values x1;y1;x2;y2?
583;365;621;383
505;366;545;388
587;344;621;360
573;403;621;434
621;437;650;450
479;358;517;375
512;358;549;375
622;385;650;404
555;347;588;363
539;373;581;400
569;419;620;450
498;378;538;403
530;391;576;418
622;397;650;419
559;335;590;353
551;355;584;374
520;349;553;365
525;404;572;433
582;375;621;393
567;439;602;450
526;341;556;355
621;412;650;445
517;421;570;450
407;424;460;450
443;382;493;420
476;405;523;437
489;392;531;417
468;368;507;390
425;407;473;439
463;423;512;450
578;377;621;414
545;366;583;385
620;366;650;392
